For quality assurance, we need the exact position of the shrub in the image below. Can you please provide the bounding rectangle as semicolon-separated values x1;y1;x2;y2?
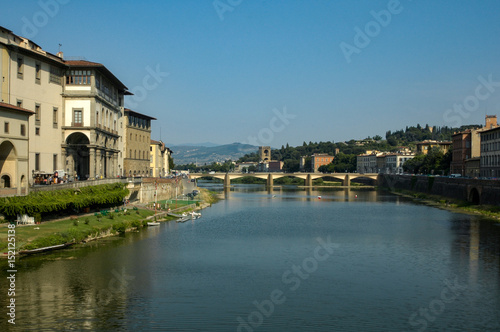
84;218;90;225
73;220;79;226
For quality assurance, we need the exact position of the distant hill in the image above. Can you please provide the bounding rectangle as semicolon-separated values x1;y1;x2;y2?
171;143;258;165
173;142;220;148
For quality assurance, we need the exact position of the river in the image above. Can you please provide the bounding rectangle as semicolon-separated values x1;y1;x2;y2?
1;186;500;331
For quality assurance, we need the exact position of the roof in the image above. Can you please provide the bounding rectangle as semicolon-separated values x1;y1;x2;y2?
479;125;500;134
150;139;161;145
124;108;157;120
65;60;129;91
0;102;35;115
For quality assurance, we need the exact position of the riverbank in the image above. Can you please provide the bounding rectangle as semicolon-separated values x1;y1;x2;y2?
385;188;500;221
0;188;220;257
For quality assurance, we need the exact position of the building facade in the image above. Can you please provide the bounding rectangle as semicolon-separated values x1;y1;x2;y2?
0;102;33;195
416;140;451;155
123;109;155;177
150;140;172;177
311;153;334;172
480;126;500;178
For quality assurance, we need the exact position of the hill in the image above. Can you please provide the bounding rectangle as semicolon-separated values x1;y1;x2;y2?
171;143;258;165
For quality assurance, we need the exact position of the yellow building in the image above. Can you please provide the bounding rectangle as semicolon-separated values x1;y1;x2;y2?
150;140;172;177
415;140;451;155
0;102;33;195
123;109;155;177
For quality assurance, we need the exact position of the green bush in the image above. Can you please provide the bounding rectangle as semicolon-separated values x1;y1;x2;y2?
84;218;90;225
73;220;79;226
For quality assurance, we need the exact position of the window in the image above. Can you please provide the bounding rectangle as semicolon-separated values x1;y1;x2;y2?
49;66;63;85
53;108;58;128
20;124;26;136
129;149;132;158
73;109;83;126
4;122;9;134
35;62;41;83
16;100;22;108
35;104;41;125
35;153;40;171
66;70;91;85
17;57;23;79
35;127;40;135
53;154;57;171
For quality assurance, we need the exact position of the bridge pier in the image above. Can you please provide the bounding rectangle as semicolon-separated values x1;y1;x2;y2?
344;174;350;187
224;173;230;188
267;174;273;187
306;174;312;187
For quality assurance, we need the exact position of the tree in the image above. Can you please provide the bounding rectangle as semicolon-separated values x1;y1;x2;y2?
168;157;175;172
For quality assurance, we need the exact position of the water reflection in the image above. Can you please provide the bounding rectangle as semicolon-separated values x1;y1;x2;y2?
1;186;499;331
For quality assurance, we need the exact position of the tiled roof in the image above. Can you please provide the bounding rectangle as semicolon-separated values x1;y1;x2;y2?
0;102;35;114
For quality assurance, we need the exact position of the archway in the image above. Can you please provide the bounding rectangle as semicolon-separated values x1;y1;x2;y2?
469;187;480;205
66;133;90;180
1;175;11;188
0;141;17;188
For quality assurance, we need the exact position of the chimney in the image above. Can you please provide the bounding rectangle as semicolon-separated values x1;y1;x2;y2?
485;115;497;129
56;51;63;59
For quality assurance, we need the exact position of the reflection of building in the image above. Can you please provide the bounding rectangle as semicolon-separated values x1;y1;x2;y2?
416;140;451;155
0;102;33;195
311;153;334;172
259;146;271;162
122;109;155;177
150;139;172;177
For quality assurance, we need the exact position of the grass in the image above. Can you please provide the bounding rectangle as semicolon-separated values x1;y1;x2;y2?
388;189;500;221
0;207;155;253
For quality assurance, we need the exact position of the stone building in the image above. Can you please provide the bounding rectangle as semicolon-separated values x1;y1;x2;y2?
415;140;451;155
480;125;500;178
311;153;334;172
123;109;155;177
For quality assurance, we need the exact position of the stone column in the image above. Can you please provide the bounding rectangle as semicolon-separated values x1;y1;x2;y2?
267;173;273;187
89;148;95;179
96;149;102;179
306;174;312;187
224;173;230;188
344;174;350;187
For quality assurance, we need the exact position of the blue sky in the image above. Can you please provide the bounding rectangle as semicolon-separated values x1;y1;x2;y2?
3;0;500;147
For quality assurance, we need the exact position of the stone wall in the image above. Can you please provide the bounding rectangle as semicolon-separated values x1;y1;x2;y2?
378;174;500;206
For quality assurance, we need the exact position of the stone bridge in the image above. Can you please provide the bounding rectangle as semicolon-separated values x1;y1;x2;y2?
189;172;378;187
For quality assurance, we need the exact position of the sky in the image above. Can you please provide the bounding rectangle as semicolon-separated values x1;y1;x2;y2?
3;0;500;147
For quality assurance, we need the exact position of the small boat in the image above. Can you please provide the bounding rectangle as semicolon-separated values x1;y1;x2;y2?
147;221;160;226
176;217;189;223
189;211;201;219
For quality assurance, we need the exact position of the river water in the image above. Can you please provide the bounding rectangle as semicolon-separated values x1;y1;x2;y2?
1;186;500;331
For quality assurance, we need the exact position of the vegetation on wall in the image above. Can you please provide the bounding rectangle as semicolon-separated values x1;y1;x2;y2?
0;183;129;221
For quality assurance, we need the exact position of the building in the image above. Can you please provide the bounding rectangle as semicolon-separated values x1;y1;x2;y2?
63;60;129;180
384;153;414;174
150;139;172;177
0;25;138;185
1;26;66;181
465;157;480;178
451;116;497;176
236;162;258;173
311;153;334;172
479;125;500;178
416;140;451;155
450;130;480;175
0;102;33;195
123;109;155;177
258;146;271;162
356;152;383;173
